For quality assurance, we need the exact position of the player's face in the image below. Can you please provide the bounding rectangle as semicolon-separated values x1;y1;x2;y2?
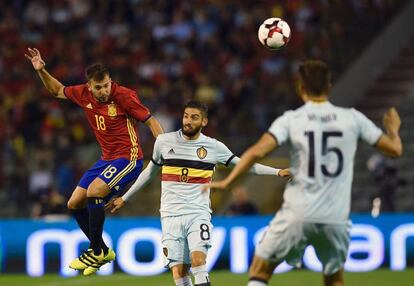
88;75;112;103
182;108;208;137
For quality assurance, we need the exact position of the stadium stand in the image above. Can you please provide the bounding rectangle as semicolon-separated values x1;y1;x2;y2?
0;0;410;216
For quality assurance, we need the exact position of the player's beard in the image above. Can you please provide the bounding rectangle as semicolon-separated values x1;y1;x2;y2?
182;124;202;137
96;94;110;103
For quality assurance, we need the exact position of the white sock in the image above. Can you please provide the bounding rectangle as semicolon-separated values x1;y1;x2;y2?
247;278;267;286
192;264;210;285
175;275;193;286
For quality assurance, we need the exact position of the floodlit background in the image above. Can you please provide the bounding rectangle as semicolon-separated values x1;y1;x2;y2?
0;1;413;285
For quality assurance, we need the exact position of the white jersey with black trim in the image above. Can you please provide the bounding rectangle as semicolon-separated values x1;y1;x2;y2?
269;101;383;224
152;130;234;218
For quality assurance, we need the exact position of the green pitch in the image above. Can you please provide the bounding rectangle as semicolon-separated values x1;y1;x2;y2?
1;269;413;286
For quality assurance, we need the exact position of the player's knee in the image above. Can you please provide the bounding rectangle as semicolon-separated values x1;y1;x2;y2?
87;179;110;197
248;256;274;281
66;199;85;210
171;265;189;279
191;257;206;268
324;268;344;286
191;250;206;267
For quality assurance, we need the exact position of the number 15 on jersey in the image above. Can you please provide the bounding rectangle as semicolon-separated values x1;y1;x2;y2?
304;131;344;178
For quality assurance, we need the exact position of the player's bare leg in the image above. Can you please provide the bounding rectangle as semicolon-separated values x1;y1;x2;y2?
324;268;344;286
67;187;88;209
247;255;279;286
191;251;209;286
171;264;193;286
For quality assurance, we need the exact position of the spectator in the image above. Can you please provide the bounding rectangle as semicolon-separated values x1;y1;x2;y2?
223;185;258;215
31;188;69;219
28;160;53;202
0;0;407;216
367;154;406;214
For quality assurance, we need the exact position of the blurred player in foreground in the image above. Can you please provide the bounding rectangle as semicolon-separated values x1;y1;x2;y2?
207;60;402;286
108;100;289;286
25;48;163;275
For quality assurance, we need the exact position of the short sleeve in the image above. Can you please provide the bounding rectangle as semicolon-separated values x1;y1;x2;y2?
151;136;164;166
63;85;84;106
352;109;383;145
268;111;290;145
216;140;235;166
118;91;151;122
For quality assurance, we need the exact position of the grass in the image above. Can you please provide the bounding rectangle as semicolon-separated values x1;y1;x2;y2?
1;269;413;286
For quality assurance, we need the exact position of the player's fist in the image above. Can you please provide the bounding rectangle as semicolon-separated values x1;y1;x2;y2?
110;197;126;214
25;48;46;71
383;107;401;134
278;168;291;178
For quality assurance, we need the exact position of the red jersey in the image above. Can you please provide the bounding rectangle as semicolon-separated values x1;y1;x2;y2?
64;82;151;161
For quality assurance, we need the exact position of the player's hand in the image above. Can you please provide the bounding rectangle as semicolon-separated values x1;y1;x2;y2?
105;197;126;214
203;180;229;192
278;168;291;178
24;48;46;71
383;107;401;135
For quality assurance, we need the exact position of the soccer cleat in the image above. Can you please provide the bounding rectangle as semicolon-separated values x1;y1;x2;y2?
69;248;104;271
83;248;116;276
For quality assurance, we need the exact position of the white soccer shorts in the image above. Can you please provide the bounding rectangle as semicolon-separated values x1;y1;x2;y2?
255;212;351;275
161;212;212;268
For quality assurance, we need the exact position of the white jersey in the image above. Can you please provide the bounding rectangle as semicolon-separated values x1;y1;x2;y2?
152;130;235;218
269;101;382;224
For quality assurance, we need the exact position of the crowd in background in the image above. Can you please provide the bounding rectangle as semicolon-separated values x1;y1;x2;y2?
0;0;406;217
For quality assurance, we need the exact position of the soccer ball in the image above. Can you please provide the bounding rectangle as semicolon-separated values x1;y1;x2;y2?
258;17;291;50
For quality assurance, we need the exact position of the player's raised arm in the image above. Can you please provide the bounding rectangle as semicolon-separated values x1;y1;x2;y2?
145;116;164;138
375;107;403;157
208;133;279;190
24;48;66;99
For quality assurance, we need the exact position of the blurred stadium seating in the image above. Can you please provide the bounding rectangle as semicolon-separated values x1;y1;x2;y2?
352;37;414;212
0;0;411;217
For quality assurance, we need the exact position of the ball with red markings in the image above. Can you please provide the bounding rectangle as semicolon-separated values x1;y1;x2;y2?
258;17;291;50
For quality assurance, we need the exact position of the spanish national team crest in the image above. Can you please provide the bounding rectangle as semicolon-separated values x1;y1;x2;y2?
108;102;117;117
196;146;207;159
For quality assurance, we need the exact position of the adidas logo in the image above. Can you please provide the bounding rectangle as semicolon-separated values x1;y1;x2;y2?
86;103;93;109
168;149;175;154
114;186;120;191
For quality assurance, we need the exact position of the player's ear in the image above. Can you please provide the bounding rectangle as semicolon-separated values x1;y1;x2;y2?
202;117;208;127
298;84;307;102
87;82;91;91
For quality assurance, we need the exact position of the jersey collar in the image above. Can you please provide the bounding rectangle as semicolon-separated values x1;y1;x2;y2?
177;129;205;143
305;101;332;107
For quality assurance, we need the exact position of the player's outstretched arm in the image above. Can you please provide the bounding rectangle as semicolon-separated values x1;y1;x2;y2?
107;161;161;213
228;156;290;177
375;107;402;157
145;116;164;138
24;48;66;99
208;133;279;190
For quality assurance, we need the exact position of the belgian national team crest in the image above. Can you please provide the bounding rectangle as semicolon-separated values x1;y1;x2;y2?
108;102;117;118
196;146;207;159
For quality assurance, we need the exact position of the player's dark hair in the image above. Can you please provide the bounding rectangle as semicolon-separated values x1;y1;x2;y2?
184;100;209;118
298;60;331;96
85;63;110;82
